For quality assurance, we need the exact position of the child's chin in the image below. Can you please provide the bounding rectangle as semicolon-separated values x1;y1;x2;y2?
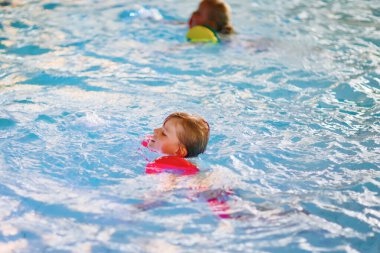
147;143;160;152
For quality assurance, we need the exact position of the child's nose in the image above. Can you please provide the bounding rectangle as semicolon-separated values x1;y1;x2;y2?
153;128;160;135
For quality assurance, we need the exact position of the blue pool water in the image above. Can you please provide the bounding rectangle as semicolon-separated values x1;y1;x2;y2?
0;0;379;252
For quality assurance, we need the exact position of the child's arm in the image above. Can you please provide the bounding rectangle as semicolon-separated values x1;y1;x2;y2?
134;174;178;211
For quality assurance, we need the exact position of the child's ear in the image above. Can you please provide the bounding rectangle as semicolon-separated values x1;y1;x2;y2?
177;145;188;157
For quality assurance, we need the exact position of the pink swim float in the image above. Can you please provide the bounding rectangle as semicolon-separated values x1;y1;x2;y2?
146;156;199;176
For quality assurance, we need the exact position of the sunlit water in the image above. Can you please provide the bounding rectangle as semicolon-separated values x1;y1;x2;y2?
0;0;379;252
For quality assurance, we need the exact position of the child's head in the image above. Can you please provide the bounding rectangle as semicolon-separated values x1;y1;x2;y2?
188;0;234;35
148;112;210;158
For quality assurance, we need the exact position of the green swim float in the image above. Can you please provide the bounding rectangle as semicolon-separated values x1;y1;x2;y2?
186;25;220;43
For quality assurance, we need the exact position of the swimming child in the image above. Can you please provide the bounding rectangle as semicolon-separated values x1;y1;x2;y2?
140;113;238;219
187;0;234;43
189;0;234;35
146;112;210;158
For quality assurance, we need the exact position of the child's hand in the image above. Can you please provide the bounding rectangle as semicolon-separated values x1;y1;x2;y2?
135;199;167;211
141;135;153;148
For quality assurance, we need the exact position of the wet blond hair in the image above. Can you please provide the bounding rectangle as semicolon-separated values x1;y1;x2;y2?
201;0;234;34
164;112;210;157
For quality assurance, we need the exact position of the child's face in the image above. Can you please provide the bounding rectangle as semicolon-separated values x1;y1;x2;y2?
188;2;211;28
148;118;185;156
